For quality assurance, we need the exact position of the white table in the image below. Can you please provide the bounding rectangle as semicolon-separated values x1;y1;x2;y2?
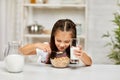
0;61;120;80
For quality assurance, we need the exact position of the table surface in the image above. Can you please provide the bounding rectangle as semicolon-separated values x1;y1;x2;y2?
0;61;120;80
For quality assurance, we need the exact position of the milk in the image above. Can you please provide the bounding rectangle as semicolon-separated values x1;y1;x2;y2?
70;47;79;60
70;38;80;64
4;54;24;73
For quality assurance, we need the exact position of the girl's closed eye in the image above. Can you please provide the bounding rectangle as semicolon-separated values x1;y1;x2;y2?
57;40;61;43
64;40;70;44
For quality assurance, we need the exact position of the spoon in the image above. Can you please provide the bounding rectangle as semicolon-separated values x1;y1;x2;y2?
52;51;64;54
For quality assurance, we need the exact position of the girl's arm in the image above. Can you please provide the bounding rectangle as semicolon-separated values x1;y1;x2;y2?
79;52;92;66
74;46;92;66
19;43;51;55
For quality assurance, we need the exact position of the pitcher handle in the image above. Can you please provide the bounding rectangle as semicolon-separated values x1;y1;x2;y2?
4;46;9;58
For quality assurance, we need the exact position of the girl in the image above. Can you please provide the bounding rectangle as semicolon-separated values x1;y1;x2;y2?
19;19;92;66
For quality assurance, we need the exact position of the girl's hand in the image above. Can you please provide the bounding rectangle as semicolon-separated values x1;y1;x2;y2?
74;45;84;59
35;42;51;53
74;45;92;66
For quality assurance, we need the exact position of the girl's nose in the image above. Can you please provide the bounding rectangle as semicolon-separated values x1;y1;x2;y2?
59;42;65;47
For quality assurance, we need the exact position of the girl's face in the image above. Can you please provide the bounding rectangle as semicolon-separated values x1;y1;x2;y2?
55;30;72;52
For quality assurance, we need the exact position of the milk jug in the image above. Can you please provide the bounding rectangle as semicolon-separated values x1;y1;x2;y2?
4;41;24;73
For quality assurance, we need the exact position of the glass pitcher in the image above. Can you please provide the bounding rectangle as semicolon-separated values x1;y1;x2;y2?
4;41;24;73
4;41;21;57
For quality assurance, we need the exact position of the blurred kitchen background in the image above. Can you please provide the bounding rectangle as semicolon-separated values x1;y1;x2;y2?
0;0;119;64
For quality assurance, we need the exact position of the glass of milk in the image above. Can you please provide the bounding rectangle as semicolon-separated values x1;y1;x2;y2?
70;38;80;64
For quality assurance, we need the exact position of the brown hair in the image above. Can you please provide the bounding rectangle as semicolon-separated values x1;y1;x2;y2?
47;19;76;63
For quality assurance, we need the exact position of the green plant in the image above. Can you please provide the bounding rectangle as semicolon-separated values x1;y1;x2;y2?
102;12;120;64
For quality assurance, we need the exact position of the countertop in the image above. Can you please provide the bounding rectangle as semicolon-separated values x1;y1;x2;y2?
0;61;120;80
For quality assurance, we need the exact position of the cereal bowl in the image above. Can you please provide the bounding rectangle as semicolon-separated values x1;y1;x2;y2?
50;56;70;68
50;51;70;68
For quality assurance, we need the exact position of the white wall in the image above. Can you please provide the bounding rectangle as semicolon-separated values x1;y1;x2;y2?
0;0;16;60
87;0;118;64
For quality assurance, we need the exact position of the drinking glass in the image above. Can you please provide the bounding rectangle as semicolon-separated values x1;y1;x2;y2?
70;38;80;64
